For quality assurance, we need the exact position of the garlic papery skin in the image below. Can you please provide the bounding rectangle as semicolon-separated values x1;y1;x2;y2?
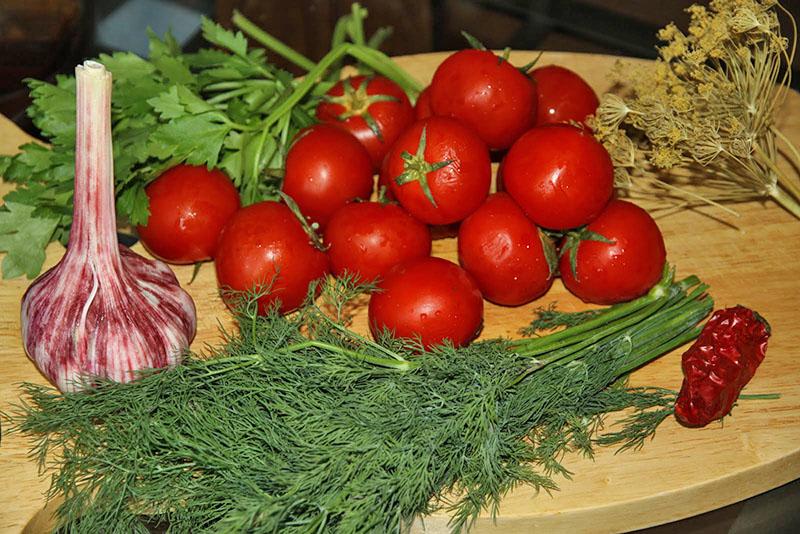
20;61;197;392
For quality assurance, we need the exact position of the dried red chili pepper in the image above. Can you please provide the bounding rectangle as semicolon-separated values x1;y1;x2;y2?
674;305;771;427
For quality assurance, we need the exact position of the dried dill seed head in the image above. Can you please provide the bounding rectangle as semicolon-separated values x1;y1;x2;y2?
591;0;800;219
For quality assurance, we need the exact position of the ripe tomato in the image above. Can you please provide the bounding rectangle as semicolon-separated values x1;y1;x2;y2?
282;123;374;229
382;116;491;225
502;124;613;230
559;199;666;305
530;65;599;126
368;256;483;349
429;49;536;150
325;201;431;283
414;86;433;120
458;193;554;306
136;164;240;264
316;75;414;169
215;201;329;314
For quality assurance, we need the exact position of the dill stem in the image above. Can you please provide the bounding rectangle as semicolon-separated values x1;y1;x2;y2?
770;183;800;219
518;298;667;360
511;274;710;386
284;340;418;371
616;303;710;375
511;269;672;355
752;142;800;218
739;393;781;400
771;126;800;171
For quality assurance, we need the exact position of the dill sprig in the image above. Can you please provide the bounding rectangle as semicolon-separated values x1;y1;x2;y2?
519;302;607;336
592;0;800;219
3;268;712;533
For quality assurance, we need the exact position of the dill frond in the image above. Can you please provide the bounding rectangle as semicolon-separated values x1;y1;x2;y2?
2;274;714;533
593;0;800;219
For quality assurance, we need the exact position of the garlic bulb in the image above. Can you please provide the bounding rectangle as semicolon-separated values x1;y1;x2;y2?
20;61;197;392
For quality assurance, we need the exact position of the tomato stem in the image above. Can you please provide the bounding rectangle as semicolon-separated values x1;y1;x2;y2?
393;126;452;207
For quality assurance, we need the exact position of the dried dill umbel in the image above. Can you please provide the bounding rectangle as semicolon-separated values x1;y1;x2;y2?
592;0;800;218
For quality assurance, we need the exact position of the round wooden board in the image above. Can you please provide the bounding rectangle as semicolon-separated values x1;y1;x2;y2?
1;51;800;534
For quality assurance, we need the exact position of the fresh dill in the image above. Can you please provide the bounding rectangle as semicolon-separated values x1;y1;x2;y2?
4;269;713;533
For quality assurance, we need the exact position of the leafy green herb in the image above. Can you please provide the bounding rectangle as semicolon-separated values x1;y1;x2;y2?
0;202;58;279
0;7;422;279
5;269;712;532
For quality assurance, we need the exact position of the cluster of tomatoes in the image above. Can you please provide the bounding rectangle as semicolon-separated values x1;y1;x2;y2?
137;49;667;350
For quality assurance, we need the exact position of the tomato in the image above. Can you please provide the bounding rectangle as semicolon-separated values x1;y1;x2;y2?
429;49;536;150
214;201;329;314
458;193;554;306
559;199;667;305
502;124;613;230
414;86;433;120
316;75;414;169
136;164;240;264
530;65;599;126
368;256;483;349
325;201;431;283
282;123;374;229
382;116;491;225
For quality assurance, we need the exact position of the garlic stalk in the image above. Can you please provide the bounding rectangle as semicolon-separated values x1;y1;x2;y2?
20;61;197;392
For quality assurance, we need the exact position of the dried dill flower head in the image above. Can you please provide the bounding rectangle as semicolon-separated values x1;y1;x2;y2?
592;0;800;219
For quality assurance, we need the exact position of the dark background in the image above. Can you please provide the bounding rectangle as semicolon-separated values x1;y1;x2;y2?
1;0;799;130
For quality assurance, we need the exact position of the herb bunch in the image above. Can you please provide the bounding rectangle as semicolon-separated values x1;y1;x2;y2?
592;0;800;218
5;269;712;533
0;6;421;279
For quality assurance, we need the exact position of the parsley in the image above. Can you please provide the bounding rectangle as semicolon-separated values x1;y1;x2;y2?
0;8;422;279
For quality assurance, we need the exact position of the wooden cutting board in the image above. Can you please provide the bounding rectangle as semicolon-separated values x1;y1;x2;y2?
1;52;800;534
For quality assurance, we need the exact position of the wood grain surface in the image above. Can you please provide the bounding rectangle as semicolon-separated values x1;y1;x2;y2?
1;52;799;534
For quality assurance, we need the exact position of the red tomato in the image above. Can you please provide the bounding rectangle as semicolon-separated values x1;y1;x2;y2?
502;124;613;230
325;201;431;283
414;86;433;120
214;201;329;314
382;117;491;225
429;49;536;150
316;75;414;169
530;65;599;126
559;199;666;305
368;257;483;349
458;193;554;306
136;164;240;264
282;124;374;229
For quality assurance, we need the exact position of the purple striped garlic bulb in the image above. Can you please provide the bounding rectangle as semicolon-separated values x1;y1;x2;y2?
20;61;197;392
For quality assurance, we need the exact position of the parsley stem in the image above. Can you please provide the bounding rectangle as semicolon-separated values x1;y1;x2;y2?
204;80;276;92
207;87;251;105
232;10;316;72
